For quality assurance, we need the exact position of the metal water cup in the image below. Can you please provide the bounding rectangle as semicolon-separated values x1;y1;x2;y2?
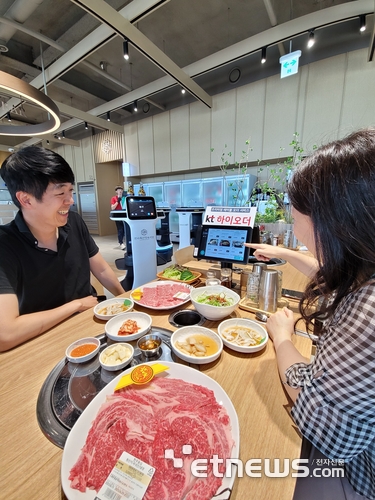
259;269;278;312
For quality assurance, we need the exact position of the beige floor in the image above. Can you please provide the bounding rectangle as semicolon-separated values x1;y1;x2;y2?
91;234;179;295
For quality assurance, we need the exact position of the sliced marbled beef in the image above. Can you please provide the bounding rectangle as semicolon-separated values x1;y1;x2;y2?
139;283;190;308
69;377;234;500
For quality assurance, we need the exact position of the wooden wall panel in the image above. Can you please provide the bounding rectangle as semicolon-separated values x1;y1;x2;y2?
339;50;375;136
124;122;140;172
303;54;346;146
189;101;211;170
210;91;236;166
263;72;301;159
170;106;189;172
138;119;154;175
235;80;266;163
153;112;171;173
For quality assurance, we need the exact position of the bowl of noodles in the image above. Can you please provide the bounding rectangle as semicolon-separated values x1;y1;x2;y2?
218;318;268;353
190;285;240;321
94;297;134;320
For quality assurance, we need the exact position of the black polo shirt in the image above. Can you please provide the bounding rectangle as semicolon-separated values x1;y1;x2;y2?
0;210;99;315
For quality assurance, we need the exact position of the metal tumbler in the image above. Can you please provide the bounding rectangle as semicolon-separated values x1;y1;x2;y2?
259;269;278;312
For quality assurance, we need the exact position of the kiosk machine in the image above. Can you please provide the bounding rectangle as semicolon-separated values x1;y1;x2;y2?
194;206;257;278
176;206;205;250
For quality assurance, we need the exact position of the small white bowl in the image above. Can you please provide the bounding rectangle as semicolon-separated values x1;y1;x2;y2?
190;285;240;321
105;312;152;342
99;343;134;371
171;326;223;365
65;337;100;363
218;318;268;353
94;297;134;321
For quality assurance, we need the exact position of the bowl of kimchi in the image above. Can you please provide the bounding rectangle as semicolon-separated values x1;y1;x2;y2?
94;297;134;321
105;311;152;342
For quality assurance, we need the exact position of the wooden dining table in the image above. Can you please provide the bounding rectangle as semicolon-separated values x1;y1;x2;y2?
0;258;312;500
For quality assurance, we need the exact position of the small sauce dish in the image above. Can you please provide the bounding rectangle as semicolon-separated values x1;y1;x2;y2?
137;334;162;357
66;337;100;363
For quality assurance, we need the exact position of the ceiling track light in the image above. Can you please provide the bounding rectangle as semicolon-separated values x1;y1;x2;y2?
134;100;138;112
123;39;129;60
181;87;186;94
6;111;11;122
106;111;111;121
261;46;267;64
85;121;88;130
360;14;366;32
307;30;315;48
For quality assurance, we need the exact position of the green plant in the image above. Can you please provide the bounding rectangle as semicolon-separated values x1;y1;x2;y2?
211;139;253;207
253;132;306;224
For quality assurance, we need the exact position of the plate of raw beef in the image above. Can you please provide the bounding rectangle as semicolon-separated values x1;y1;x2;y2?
131;281;193;310
62;361;239;500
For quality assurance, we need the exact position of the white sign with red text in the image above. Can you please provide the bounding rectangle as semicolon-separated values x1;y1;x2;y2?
203;206;257;228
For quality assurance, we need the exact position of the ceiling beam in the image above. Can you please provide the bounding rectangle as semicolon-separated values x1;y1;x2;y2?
57;102;124;133
70;0;212;108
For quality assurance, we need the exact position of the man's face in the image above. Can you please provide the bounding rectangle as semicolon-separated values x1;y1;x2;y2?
116;188;123;197
32;182;75;228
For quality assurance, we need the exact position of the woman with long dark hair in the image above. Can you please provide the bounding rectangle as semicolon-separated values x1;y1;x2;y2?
248;129;375;499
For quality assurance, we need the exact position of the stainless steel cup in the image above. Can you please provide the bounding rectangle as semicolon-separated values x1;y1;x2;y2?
259;269;278;312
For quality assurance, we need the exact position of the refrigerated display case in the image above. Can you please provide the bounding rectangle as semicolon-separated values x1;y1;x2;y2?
223;174;257;206
202;178;223;206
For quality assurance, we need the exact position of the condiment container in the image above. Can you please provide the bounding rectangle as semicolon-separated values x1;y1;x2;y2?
205;270;221;286
258;269;278;312
220;268;232;288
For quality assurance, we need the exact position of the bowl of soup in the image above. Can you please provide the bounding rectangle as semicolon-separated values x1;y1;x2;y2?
171;326;223;364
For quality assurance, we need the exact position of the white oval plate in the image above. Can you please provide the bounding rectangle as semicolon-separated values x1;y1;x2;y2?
61;361;239;500
94;298;134;321
105;311;152;341
130;281;192;310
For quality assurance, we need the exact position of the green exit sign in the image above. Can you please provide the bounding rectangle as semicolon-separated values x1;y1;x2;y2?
279;50;302;78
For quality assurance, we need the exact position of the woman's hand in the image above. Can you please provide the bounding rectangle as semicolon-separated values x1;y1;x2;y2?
245;243;284;261
266;307;295;350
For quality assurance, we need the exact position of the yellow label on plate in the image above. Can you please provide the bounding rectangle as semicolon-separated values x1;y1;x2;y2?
114;363;169;391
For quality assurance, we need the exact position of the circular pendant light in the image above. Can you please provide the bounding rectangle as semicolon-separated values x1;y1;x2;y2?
0;70;60;136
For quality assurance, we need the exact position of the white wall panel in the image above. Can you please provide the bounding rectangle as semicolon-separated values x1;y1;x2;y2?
210;91;236;166
189;101;211;170
263;72;301;159
170;106;190;172
235;80;266;163
124;122;140;171
339;50;375;135
153;113;171;173
303;54;346;146
137;118;154;175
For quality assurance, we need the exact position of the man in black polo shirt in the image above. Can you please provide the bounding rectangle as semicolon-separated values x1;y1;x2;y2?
0;146;125;351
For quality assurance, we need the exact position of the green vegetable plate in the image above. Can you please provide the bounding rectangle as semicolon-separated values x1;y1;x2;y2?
157;269;201;284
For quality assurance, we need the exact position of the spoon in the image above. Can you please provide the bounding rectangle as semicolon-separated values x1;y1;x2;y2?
255;311;318;341
255;311;269;322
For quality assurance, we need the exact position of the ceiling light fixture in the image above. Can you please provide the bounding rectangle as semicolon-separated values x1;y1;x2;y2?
123;39;129;60
181;87;186;94
100;61;105;70
85;121;88;129
62;130;65;138
106;111;111;121
0;70;60;136
261;47;267;64
307;30;315;48
6;112;11;122
134;100;138;112
360;14;366;32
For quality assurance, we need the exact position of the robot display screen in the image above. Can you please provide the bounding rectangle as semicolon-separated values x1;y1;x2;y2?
197;225;252;264
126;196;157;220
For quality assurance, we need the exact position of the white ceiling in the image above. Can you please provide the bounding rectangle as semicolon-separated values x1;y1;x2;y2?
0;0;373;149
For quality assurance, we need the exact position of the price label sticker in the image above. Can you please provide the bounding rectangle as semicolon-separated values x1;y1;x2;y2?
95;451;155;500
